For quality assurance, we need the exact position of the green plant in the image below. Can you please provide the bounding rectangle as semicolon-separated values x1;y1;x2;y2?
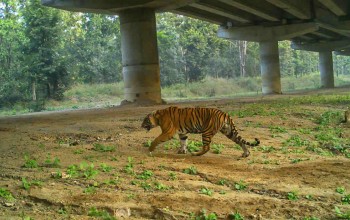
287;191;299;201
66;164;79;178
228;211;244;220
23;155;38;168
269;126;287;133
44;154;61;168
58;208;68;215
88;207;116;220
316;110;343;126
303;217;319;220
234;180;247;191
217;179;227;186
124;157;134;174
169;172;177;181
73;149;84;154
187;141;202;153
154;182;169;191
194;209;217;220
84;185;97;194
0;188;15;201
283;135;309;147
80;162;99;179
335;206;350;219
183;166;198;175
100;163;113;172
137;170;154;180
200;187;213;196
336;186;346;194
259;145;276;153
212;144;224;154
341;194;350;204
93;143;116;152
21;178;31;190
143;140;152;148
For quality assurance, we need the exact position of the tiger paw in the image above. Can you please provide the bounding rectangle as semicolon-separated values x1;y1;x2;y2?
177;148;187;154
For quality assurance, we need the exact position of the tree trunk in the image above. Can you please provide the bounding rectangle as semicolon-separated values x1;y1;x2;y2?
238;41;247;77
32;81;37;101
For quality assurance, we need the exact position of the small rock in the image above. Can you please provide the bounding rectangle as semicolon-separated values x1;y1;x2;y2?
114;207;131;218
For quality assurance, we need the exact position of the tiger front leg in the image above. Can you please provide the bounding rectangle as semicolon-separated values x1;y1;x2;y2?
177;134;188;154
149;133;173;156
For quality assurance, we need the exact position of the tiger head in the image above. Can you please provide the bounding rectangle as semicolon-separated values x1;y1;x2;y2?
141;112;159;131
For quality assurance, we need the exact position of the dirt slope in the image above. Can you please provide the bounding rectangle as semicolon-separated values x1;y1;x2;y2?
0;90;350;219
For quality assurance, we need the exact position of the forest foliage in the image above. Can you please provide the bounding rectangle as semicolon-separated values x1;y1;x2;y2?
1;0;350;110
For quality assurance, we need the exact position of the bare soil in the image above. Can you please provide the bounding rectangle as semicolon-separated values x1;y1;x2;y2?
0;89;350;220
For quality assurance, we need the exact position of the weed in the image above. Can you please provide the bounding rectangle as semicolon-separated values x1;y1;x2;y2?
183;166;197;175
269;126;287;134
169;172;177;181
259;146;276;153
21;178;31;190
217;179;227;186
143;140;152;148
23;155;38;168
194;209;217;220
187;141;202;153
303;217;319;220
73;149;84;154
290;158;303;164
66;165;79;178
124;157;134;175
234;180;247;191
93;143;116;152
305;195;313;200
336;187;346;194
140;182;152;191
228;211;244;220
80;162;99;179
154;182;169;191
335;206;350;219
212;144;225;154
84;186;97;194
283;135;309;147
0;188;15;201
316;110;343;126
287;191;299;201
88;207;116;220
44;154;61;168
200;187;213;196
100;163;113;172
341;194;350;204
137;170;154;180
57;208;67;215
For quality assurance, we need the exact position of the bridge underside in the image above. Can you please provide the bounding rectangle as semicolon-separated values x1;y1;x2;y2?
42;0;350;102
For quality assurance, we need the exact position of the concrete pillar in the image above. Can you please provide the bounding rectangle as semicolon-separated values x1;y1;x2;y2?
319;51;334;88
259;41;282;94
119;8;161;104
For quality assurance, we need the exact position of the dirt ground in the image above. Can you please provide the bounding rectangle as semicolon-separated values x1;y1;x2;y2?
0;88;350;220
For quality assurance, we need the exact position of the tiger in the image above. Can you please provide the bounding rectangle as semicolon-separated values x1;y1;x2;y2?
141;106;260;157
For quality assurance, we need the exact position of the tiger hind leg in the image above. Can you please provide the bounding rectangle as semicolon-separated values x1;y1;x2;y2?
191;133;212;156
220;123;250;157
177;134;188;154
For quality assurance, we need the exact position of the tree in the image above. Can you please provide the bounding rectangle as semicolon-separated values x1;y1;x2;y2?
22;0;67;101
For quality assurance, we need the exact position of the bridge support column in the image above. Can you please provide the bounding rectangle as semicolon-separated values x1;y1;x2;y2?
319;51;334;88
259;41;282;94
119;8;162;104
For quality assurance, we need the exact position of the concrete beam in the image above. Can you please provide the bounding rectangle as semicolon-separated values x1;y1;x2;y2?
266;0;311;19
217;0;280;21
291;39;350;52
157;0;198;12
334;49;350;56
318;0;347;16
173;7;225;25
190;2;250;23
218;23;319;42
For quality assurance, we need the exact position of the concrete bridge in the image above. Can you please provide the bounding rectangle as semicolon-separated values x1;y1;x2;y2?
42;0;350;104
